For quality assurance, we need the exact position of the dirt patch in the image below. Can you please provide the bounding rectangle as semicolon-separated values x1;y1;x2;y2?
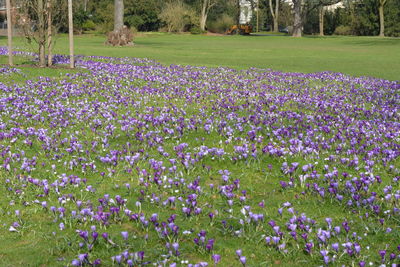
204;31;225;36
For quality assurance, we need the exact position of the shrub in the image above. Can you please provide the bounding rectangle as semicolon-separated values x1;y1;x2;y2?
190;26;206;35
82;20;96;31
159;1;198;32
207;14;235;34
334;25;352;36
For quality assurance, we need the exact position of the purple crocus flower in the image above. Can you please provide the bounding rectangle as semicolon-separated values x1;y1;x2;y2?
102;232;109;240
115;255;122;264
121;231;129;241
239;256;246;266
71;259;81;266
379;250;386;261
212;254;221;264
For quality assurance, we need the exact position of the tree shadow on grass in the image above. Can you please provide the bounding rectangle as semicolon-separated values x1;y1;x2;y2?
343;38;400;47
302;35;400;46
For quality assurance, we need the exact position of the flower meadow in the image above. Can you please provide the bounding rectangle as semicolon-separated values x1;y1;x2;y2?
0;49;399;266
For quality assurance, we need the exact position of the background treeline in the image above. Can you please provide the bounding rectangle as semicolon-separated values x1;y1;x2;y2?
2;0;397;36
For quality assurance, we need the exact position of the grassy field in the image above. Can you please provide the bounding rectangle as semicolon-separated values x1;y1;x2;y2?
0;34;399;267
1;33;400;81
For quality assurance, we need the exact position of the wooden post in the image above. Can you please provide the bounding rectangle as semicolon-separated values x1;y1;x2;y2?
68;0;74;68
6;0;13;66
38;0;46;67
47;0;53;66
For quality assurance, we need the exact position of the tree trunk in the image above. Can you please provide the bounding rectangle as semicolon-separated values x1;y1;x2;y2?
274;0;279;33
38;0;46;67
114;0;124;31
200;0;207;31
84;0;88;12
319;6;325;36
68;0;75;68
269;0;279;32
47;0;53;67
237;0;240;27
378;0;386;37
292;0;302;37
6;0;13;66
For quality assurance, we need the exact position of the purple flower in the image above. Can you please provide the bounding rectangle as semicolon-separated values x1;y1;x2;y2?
239;256;246;266
71;259;81;266
212;254;221;264
379;250;386;261
102;232;109;240
121;231;129;241
331;243;339;252
115;255;122;264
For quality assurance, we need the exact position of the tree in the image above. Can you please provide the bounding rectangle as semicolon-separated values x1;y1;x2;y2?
318;2;342;36
269;0;279;32
6;0;12;66
292;0;341;37
318;5;325;35
107;0;133;46
200;0;218;31
37;0;46;66
114;0;124;31
292;0;302;37
378;0;386;36
83;0;89;12
17;0;67;67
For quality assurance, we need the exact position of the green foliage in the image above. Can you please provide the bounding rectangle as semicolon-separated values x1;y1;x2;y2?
73;8;91;34
73;0;399;37
190;25;206;34
303;9;319;34
88;0;114;33
124;0;162;31
297;0;400;37
82;20;96;31
384;0;400;37
334;25;353;35
207;13;235;33
351;0;379;36
324;0;400;37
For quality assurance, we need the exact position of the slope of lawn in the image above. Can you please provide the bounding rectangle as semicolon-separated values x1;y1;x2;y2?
0;48;399;267
1;33;399;81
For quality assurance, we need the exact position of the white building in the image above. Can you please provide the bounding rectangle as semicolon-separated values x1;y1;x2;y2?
239;0;258;24
325;2;345;12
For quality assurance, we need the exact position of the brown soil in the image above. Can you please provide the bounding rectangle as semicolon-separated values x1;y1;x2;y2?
204;31;225;36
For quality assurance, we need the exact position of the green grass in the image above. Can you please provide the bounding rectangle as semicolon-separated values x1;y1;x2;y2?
0;33;399;266
1;33;400;81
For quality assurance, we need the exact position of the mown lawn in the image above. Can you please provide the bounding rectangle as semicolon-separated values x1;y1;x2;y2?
1;33;399;81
